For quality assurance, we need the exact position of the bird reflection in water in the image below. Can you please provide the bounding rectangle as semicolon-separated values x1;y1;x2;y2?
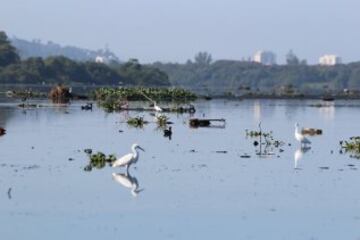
294;146;311;169
112;172;143;197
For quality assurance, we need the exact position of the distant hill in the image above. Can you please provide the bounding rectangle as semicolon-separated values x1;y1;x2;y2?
0;31;170;87
10;37;120;63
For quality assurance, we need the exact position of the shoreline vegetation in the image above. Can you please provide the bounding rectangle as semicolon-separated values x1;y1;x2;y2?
1;31;360;99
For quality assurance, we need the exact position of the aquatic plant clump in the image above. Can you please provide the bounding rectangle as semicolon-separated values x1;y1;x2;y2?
84;152;116;171
156;115;170;127
94;87;197;102
245;125;285;157
340;137;360;159
127;116;148;128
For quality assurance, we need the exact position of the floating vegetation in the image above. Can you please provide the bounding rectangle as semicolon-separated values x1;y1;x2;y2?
49;84;72;103
246;123;285;157
340;137;360;159
5;90;47;99
84;152;116;171
95;87;197;112
156;115;170;127
127;116;148;128
95;87;197;102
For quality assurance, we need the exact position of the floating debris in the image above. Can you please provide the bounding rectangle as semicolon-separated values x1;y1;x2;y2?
319;166;330;170
240;154;251;158
18;103;39;108
215;150;228;154
84;148;93;154
189;118;226;128
301;128;323;136
81;103;93;110
7;188;12;200
0;127;6;136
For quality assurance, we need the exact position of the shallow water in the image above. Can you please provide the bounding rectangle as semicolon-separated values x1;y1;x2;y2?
0;98;360;239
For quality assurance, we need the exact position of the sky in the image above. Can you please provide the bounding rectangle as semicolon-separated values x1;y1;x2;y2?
0;0;359;64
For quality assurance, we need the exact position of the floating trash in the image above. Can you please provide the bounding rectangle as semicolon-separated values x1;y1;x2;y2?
189;118;226;128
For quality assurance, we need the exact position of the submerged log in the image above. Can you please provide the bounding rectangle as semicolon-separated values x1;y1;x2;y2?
189;118;226;128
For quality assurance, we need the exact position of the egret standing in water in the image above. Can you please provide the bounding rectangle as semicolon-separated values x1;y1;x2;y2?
153;101;163;112
295;123;311;147
112;144;145;171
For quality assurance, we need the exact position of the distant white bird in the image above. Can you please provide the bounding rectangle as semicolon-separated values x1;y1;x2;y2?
112;172;142;197
112;144;145;171
295;123;311;146
153;101;163;112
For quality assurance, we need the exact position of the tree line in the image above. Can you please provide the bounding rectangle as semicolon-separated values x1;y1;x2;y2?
0;31;170;86
151;52;360;94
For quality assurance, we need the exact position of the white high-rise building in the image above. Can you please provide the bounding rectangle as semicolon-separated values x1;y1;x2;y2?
253;51;276;65
319;55;342;66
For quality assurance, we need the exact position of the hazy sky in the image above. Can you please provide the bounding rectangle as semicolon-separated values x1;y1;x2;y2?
1;0;359;63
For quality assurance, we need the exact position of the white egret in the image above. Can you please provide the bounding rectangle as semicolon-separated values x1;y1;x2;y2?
112;172;142;197
153;101;163;112
295;123;311;147
112;144;145;171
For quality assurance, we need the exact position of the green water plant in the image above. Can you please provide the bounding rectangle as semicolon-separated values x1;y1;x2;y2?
127;116;148;128
95;87;197;102
156;114;170;127
340;137;360;159
84;152;116;171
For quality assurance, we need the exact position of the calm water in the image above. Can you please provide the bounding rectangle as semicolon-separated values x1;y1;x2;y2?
0;98;360;239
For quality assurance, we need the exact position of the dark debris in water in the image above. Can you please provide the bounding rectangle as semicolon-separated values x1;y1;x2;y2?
215;150;227;154
319;166;330;170
84;149;93;154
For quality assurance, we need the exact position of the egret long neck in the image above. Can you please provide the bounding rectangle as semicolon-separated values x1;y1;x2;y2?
132;146;138;158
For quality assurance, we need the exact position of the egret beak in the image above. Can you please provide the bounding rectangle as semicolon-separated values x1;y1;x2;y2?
138;146;145;152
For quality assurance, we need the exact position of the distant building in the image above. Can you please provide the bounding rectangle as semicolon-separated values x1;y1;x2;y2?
95;56;105;63
253;51;276;65
319;55;342;66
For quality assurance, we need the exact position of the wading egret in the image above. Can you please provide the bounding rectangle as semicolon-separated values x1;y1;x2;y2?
112;172;142;197
153;102;163;112
112;144;145;171
295;123;311;146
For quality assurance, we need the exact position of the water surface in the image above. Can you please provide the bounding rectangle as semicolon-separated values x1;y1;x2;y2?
0;99;360;239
